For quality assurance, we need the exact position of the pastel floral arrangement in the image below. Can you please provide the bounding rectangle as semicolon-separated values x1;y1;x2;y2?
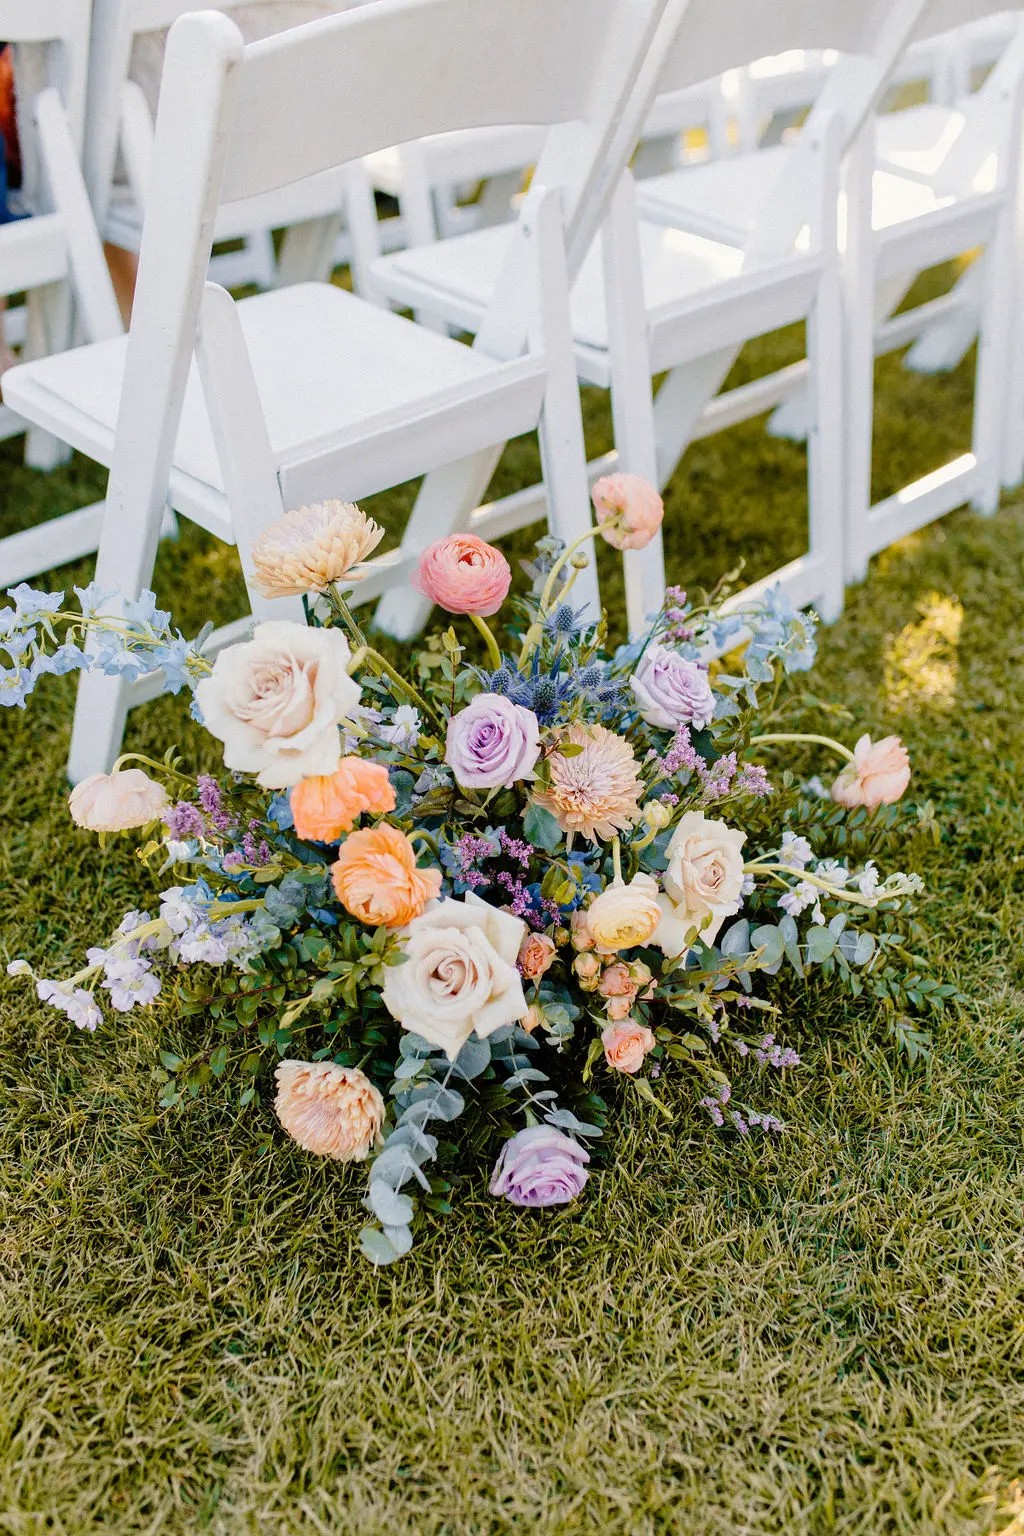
2;478;952;1264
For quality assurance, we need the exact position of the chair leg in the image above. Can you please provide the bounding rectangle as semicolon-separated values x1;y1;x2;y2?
843;307;874;586
276;215;343;287
806;274;846;624
66;478;171;783
841;139;876;587
651;348;738;489
971;236;1014;517
21;282;72;471
601;173;664;636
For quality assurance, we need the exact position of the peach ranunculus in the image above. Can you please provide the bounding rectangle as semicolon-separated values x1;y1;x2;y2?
274;1060;385;1161
517;931;557;981
331;824;442;928
195;621;360;789
831;734;911;809
381;892;528;1059
601;1019;656;1074
585;874;662;954
290;757;395;842
69;768;169;832
591;473;664;552
251;501;385;599
653;810;746;957
411;533;512;617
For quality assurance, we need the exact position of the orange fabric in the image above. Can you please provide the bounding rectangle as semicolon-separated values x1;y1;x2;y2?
0;46;19;181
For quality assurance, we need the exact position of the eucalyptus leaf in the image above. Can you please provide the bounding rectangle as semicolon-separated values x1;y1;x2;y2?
367;1183;415;1227
359;1226;400;1266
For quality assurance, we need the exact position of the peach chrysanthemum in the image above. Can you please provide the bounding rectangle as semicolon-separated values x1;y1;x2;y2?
533;723;643;844
274;1060;385;1162
251;500;385;598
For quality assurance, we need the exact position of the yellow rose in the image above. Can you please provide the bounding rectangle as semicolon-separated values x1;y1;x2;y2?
585;874;662;953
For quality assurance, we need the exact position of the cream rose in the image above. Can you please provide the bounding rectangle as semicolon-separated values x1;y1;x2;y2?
381;892;528;1060
195;621;360;789
652;811;746;956
585;874;662;953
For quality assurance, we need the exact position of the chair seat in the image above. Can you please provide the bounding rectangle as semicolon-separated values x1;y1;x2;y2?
875;104;970;184
2;282;541;539
634;146;792;245
637;102;990;245
374;218;747;355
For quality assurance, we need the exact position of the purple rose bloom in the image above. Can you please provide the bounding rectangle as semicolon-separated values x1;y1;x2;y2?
631;644;715;731
446;693;541;789
488;1125;590;1208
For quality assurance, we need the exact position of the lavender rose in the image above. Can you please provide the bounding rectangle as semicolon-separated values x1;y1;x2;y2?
630;644;715;731
488;1126;590;1208
446;692;541;789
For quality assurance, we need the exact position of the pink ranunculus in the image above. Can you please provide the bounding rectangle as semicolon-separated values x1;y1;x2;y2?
831;734;911;809
411;533;512;617
591;474;664;552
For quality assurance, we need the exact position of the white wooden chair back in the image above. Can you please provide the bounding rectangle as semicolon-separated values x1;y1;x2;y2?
0;3;122;578
84;0;346;231
106;0;670;597
4;0;91;204
646;0;932;263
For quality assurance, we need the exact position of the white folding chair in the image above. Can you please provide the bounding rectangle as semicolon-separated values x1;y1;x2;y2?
360;78;733;340
879;11;1024;377
2;0;674;781
627;1;1024;586
83;0;364;294
1;0;93;469
840;1;1024;579
371;0;932;639
0;4;125;587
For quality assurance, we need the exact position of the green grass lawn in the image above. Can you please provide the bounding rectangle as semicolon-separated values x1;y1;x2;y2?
2;299;1024;1534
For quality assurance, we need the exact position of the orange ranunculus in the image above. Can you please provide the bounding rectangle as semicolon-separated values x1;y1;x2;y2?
331;824;441;928
290;757;396;842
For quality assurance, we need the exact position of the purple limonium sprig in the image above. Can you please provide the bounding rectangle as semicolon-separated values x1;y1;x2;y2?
661;585;695;644
164;801;205;840
197;774;237;834
735;764;773;798
699;751;737;801
498;829;532;867
753;1034;801;1070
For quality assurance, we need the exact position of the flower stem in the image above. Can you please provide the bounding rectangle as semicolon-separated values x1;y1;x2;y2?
748;732;855;762
110;752;193;784
744;862;878;908
469;613;502;672
348;644;440;727
538;520;616;616
327;585;369;650
611;836;623;883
